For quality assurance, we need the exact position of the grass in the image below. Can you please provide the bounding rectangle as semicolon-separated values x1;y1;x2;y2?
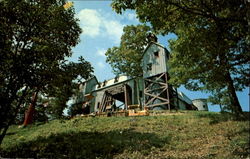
0;111;249;159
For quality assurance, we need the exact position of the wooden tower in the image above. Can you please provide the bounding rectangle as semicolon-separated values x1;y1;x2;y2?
142;34;171;110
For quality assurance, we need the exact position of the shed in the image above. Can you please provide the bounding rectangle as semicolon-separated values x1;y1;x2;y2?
192;99;208;111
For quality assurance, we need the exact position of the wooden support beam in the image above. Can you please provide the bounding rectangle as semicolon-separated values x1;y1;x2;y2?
145;86;168;104
144;92;169;104
100;92;116;112
147;102;170;108
145;86;168;93
144;79;168;87
124;85;128;110
100;93;106;112
165;73;170;111
143;72;171;110
144;73;166;88
124;85;131;110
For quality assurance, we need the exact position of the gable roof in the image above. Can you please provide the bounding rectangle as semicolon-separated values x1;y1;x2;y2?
93;76;134;92
143;41;167;57
83;76;98;84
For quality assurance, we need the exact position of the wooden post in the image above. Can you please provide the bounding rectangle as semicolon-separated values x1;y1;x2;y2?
124;84;131;110
165;73;170;111
124;85;128;110
136;78;141;109
23;91;38;126
176;88;180;110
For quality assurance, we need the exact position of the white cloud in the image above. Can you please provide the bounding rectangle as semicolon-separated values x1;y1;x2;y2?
96;48;106;57
77;9;101;37
118;12;139;23
77;9;124;43
97;61;105;69
103;20;124;44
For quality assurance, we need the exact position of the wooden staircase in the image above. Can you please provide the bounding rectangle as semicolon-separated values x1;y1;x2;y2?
99;92;114;112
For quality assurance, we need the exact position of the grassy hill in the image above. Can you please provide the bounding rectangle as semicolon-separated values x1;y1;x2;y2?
0;111;249;159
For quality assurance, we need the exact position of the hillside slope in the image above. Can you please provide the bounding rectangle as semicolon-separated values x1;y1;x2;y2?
1;111;249;159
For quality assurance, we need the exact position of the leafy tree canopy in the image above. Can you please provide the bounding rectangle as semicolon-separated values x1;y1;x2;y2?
208;88;232;113
105;24;151;77
0;0;92;144
111;0;249;115
45;57;93;119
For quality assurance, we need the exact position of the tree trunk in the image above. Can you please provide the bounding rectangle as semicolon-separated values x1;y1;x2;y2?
219;104;223;112
0;124;9;147
0;86;28;146
23;91;38;126
226;72;243;116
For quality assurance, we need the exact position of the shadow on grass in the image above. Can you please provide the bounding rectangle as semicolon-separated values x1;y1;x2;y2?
197;112;250;125
0;128;171;159
5;132;16;136
230;126;250;158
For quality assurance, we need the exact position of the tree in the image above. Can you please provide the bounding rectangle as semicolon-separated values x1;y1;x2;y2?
0;0;84;145
68;102;83;117
208;89;232;112
105;24;151;77
45;57;93;119
23;56;93;123
14;91;51;124
111;0;249;116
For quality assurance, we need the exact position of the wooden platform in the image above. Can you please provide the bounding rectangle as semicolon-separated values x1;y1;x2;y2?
128;110;149;116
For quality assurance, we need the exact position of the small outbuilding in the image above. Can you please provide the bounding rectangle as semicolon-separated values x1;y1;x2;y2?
192;99;208;111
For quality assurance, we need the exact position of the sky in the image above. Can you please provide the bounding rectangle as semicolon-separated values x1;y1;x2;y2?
68;1;249;112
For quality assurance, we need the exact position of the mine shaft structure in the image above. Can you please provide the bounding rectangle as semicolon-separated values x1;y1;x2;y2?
22;33;202;124
73;33;197;115
142;33;172;110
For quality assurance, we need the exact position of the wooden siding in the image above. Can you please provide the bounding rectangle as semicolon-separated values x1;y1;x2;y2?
192;99;208;111
84;77;98;94
92;91;105;113
143;43;169;78
78;41;198;113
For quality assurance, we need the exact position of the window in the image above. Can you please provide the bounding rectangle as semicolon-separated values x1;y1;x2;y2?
147;63;152;71
154;51;159;57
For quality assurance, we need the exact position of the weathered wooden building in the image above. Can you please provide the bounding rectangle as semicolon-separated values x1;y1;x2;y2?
75;34;202;114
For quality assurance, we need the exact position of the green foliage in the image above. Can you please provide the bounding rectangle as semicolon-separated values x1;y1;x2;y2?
1;112;249;158
208;88;233;112
105;24;151;77
33;104;49;123
0;0;93;144
67;102;83;117
45;57;93;119
111;0;249;115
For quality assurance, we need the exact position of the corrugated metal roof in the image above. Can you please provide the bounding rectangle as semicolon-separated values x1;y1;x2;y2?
178;92;193;105
93;75;134;92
